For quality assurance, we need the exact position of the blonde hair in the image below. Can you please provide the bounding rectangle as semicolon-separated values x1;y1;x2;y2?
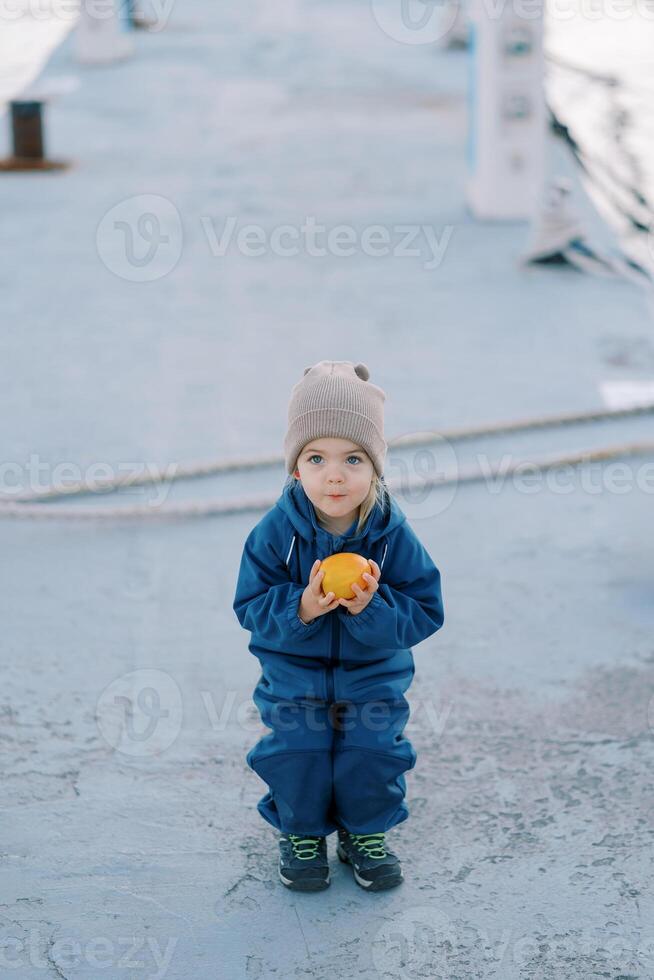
354;473;390;535
284;471;390;537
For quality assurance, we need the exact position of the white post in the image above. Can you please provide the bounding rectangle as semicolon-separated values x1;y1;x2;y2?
465;0;546;220
74;0;135;65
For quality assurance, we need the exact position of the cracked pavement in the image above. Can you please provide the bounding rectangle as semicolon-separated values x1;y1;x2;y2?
1;0;654;977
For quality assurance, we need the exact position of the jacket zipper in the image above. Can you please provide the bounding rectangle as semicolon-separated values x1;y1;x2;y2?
328;614;343;739
327;614;336;703
325;542;340;719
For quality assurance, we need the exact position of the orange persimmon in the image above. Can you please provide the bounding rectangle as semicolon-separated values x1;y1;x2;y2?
319;552;371;600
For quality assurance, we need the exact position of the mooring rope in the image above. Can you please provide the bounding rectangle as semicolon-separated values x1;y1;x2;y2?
0;439;652;520
1;402;652;507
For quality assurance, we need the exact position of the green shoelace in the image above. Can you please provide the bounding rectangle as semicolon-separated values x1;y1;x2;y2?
349;833;387;859
288;835;323;860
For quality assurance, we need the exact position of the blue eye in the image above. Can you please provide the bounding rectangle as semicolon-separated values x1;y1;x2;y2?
307;455;362;464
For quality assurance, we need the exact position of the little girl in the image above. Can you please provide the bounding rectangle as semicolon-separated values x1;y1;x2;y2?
233;360;444;892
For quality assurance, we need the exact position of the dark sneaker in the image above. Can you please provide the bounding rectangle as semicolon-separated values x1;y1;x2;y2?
336;830;403;891
278;834;330;891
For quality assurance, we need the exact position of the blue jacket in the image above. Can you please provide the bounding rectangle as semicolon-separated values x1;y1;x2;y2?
232;479;444;704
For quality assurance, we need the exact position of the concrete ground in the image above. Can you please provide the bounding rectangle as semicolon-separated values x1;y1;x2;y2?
1;1;653;977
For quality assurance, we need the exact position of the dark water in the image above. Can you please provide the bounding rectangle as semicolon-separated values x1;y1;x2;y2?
3;0;653;269
544;2;654;267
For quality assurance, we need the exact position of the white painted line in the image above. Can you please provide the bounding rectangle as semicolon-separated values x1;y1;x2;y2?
599;381;654;411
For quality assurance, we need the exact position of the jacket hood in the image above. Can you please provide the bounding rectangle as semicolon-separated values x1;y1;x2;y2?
275;477;406;547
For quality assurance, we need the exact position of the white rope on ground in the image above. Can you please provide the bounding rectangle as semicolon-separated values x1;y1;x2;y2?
2;402;653;506
0;441;652;521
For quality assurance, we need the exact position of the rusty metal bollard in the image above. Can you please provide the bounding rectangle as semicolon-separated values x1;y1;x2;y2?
0;99;70;173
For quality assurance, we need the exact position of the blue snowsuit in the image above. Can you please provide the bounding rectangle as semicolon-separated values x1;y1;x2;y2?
232;478;444;837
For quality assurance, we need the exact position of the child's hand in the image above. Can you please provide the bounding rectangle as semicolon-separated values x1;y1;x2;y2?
338;558;380;616
298;559;340;624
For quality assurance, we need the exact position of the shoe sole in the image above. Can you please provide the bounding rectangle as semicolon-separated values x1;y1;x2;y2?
279;861;330;892
336;843;403;892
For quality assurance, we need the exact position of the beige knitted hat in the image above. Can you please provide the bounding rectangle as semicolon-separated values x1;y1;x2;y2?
284;360;387;478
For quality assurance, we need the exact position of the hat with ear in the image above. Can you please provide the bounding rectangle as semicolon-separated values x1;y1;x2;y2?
284;360;387;478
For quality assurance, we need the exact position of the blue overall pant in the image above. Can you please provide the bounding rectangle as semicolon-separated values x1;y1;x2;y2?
246;680;417;836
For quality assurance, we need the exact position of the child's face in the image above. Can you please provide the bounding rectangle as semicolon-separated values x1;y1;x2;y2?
294;437;374;525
